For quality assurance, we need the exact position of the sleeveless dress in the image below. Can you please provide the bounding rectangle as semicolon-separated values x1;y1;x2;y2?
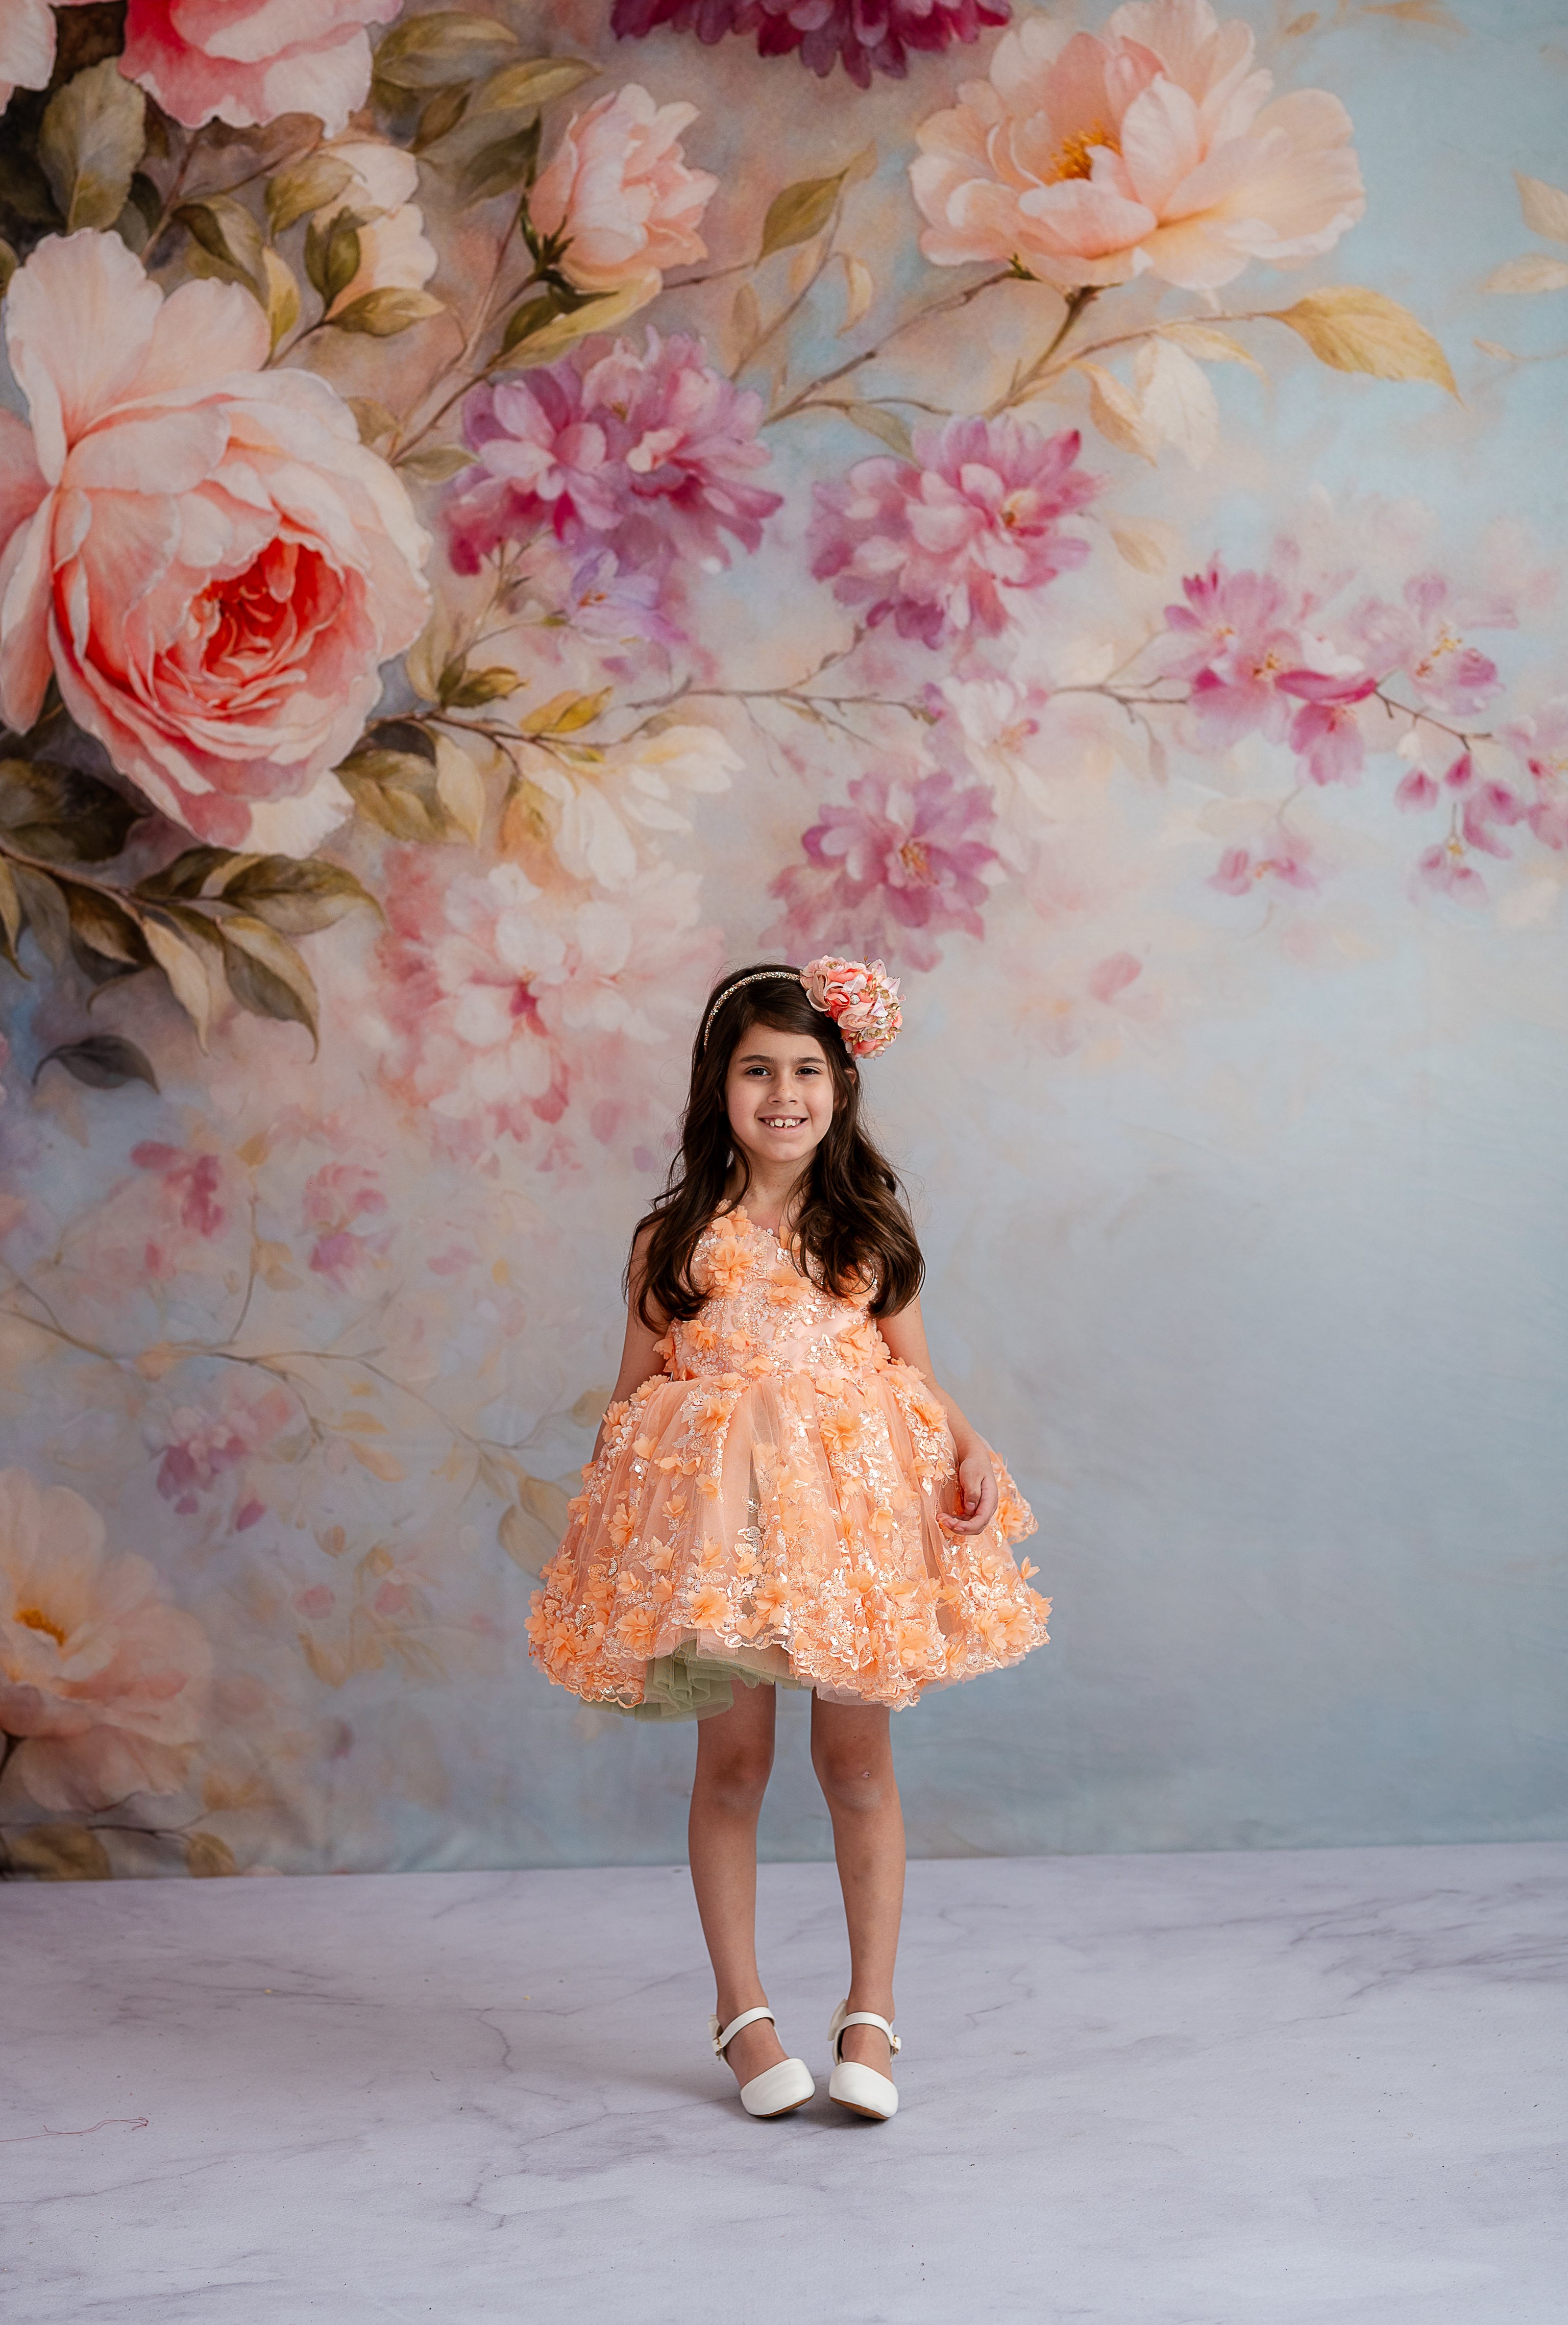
526;1204;1050;1719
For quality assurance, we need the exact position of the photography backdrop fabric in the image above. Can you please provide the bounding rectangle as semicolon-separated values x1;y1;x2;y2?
0;0;1563;1879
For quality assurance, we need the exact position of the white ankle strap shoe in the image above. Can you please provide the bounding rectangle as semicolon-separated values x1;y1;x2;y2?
827;1999;900;2120
710;2006;816;2118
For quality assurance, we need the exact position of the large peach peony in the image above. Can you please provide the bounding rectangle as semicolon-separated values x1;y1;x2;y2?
0;1467;212;1813
118;0;401;135
911;0;1364;291
0;231;430;853
529;85;718;306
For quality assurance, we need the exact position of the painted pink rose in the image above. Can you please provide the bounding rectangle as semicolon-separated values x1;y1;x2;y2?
118;0;401;134
0;1467;212;1813
0;232;430;853
529;86;717;302
911;0;1364;290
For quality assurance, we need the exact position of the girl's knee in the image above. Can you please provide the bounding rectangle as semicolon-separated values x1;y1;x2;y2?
697;1741;774;1816
811;1741;893;1816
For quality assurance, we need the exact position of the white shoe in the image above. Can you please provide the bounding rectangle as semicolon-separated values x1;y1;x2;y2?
827;1999;900;2120
710;2006;816;2118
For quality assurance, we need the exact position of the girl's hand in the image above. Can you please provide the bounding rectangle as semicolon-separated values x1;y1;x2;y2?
941;1448;998;1536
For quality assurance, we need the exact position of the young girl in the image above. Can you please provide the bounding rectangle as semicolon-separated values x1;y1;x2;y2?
528;958;1049;2122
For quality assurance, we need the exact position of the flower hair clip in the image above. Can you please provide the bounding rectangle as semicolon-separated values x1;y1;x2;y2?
699;957;902;1058
800;957;902;1059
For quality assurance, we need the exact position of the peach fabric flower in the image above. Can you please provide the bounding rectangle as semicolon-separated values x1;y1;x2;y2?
0;1466;212;1813
528;85;717;308
118;0;402;135
799;956;903;1058
0;231;430;853
911;0;1364;291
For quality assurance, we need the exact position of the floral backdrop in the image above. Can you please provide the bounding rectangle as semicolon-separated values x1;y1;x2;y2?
0;0;1563;1880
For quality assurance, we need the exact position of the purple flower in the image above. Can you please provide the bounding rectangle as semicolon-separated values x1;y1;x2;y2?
767;763;998;971
445;330;782;613
809;417;1098;648
612;0;1009;90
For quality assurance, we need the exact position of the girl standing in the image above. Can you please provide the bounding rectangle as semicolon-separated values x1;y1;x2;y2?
528;958;1049;2121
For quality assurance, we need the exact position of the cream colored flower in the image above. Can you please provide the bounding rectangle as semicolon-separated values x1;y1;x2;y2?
317;136;438;319
529;85;717;306
0;1468;211;1813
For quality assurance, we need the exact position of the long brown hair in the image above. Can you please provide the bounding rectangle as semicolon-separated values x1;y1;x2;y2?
628;963;923;1327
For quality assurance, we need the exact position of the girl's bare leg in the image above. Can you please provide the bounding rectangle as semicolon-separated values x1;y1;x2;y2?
810;1697;905;2073
688;1681;790;2089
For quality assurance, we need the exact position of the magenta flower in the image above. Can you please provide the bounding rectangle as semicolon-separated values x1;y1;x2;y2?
809;418;1098;649
767;764;998;972
1276;669;1380;787
1157;558;1334;745
446;331;781;615
611;0;1009;90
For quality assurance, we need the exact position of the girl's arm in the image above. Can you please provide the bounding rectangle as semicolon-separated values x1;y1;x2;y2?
876;1293;999;1536
589;1225;670;1465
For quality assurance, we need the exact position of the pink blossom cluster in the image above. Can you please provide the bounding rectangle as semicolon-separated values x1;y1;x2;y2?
376;851;721;1163
302;1164;393;1293
446;331;782;632
768;764;999;973
611;0;1009;89
1154;554;1551;901
809;417;1099;649
152;1381;297;1522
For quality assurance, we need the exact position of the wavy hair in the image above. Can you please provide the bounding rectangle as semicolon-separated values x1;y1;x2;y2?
628;963;923;1327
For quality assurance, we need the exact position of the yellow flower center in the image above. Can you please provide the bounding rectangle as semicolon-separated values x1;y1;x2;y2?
1050;123;1119;183
898;837;933;883
16;1606;68;1647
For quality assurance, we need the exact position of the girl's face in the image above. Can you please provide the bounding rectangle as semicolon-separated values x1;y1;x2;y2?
724;1022;841;1174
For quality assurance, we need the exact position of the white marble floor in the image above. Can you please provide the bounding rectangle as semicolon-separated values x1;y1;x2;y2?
2;1843;1563;2325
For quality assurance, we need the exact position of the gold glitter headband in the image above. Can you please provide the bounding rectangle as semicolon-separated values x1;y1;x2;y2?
700;968;802;1051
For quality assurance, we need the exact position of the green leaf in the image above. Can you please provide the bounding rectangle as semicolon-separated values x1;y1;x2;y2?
1273;287;1457;394
338;746;450;843
471;57;597;115
175;193;265;295
141;906;224;1048
6;1823;112;1880
414;85;471;152
218;914;320;1048
64;883;146;968
185;1832;238;1877
760;170;847;260
9;865;70;970
0;855;23;968
0;760;140;863
446;666;522;707
219;856;379;935
842;402;914;461
136;845;238;901
455;125;540;207
329;286;445;336
267;152;354;236
304;212;362;305
347;397;399;449
396;443;476;483
39;60;146;232
374;11;519;89
34;1035;159;1094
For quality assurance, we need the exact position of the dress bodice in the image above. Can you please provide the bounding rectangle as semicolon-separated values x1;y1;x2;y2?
656;1206;889;1386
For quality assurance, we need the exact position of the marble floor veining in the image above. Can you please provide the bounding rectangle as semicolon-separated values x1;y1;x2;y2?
3;1842;1564;2324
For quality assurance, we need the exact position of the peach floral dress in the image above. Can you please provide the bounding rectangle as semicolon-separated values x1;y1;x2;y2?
527;1205;1049;1718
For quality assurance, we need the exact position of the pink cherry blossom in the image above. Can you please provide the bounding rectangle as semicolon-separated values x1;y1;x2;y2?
1417;839;1486;904
1503;698;1568;851
0;1466;211;1813
447;332;780;625
911;0;1364;291
1348;572;1509;721
528;86;717;303
151;1380;297;1514
809;418;1098;648
1210;837;1317;895
1276;669;1379;786
767;764;999;972
1157;557;1344;744
118;0;401;135
611;0;1009;89
0;232;429;853
302;1164;392;1291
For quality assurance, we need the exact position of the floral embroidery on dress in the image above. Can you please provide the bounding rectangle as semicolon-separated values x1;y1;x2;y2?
527;1204;1047;1711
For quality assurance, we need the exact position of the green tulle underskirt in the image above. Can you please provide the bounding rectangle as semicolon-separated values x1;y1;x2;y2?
598;1640;814;1722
